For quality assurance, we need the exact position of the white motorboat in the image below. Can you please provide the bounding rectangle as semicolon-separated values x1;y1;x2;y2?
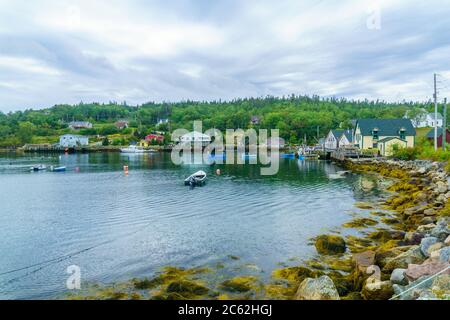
184;170;207;186
30;164;47;172
120;145;146;153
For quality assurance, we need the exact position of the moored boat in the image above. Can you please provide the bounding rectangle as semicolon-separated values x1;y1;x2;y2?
30;164;47;172
51;166;66;172
120;145;146;153
184;170;207;186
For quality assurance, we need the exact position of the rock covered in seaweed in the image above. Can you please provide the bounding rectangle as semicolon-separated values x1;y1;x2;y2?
314;235;347;255
294;276;340;300
361;280;394;300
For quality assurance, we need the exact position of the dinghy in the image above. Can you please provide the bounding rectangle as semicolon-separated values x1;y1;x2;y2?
184;170;207;186
30;164;47;172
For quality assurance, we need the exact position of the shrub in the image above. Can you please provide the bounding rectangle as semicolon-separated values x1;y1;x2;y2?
392;147;419;160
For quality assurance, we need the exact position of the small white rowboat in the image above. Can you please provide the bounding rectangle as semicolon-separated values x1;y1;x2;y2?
184;170;207;186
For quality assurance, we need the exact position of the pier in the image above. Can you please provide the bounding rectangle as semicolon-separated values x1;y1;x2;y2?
330;147;379;161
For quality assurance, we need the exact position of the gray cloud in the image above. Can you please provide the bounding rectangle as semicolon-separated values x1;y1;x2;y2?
0;0;450;111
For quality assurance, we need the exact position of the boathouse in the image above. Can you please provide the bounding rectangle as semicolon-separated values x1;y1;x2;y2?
59;134;89;147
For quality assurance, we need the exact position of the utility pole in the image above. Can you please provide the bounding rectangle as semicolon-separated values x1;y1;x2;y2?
434;73;438;151
444;98;447;151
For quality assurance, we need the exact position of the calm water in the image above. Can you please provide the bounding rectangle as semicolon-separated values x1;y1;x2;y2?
0;152;382;299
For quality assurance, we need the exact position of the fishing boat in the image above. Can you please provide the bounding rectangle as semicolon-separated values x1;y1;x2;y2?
241;154;257;160
281;153;295;159
184;170;207;186
50;166;66;172
120;145;146;153
30;164;47;172
208;153;226;161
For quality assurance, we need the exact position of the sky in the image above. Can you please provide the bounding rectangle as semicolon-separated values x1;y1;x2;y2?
1;0;450;112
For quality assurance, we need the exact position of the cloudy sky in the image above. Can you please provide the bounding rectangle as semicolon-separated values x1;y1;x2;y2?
1;0;450;111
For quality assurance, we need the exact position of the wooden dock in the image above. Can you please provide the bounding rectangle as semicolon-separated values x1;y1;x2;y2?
330;147;378;161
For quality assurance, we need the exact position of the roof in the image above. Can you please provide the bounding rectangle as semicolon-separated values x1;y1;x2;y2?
428;113;443;120
60;134;87;138
69;121;91;125
330;129;352;141
331;130;344;139
426;128;449;138
182;131;210;138
377;137;407;144
356;119;416;136
145;134;164;140
341;130;352;141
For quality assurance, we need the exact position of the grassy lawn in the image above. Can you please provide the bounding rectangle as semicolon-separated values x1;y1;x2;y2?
416;127;431;139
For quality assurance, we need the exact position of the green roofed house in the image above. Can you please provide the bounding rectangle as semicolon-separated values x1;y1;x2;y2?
354;119;416;156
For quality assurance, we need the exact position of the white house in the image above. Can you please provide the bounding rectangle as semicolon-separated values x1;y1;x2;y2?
179;131;211;145
325;130;345;150
59;134;89;147
157;118;169;125
405;109;443;128
338;130;353;148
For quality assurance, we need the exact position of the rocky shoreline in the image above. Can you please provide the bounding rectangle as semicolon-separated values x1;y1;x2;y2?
293;158;450;300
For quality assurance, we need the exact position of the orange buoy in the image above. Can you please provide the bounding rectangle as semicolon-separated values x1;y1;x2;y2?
124;165;129;175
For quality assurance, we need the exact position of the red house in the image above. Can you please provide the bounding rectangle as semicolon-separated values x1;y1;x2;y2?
427;128;450;148
145;134;164;143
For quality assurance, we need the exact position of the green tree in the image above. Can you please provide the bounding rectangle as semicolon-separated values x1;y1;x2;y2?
17;121;36;144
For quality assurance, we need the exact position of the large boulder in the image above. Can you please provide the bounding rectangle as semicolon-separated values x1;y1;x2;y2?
430;219;450;241
294;276;340;300
361;280;394;300
390;268;408;286
444;235;450;246
315;235;346;255
427;243;444;255
383;246;426;272
405;262;450;282
435;181;448;194
420;237;438;257
375;246;413;269
351;251;376;290
404;232;424;245
417;223;436;233
430;246;450;263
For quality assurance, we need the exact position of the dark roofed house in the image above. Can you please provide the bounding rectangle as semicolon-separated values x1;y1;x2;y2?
354;119;416;156
338;129;353;148
427;128;450;148
325;130;344;150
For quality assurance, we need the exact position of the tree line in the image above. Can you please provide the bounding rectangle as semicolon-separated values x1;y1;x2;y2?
0;95;438;147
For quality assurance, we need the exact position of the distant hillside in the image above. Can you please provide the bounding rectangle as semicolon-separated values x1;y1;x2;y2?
0;95;438;147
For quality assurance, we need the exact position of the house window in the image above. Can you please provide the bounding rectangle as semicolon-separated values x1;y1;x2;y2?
372;129;379;140
399;128;406;140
